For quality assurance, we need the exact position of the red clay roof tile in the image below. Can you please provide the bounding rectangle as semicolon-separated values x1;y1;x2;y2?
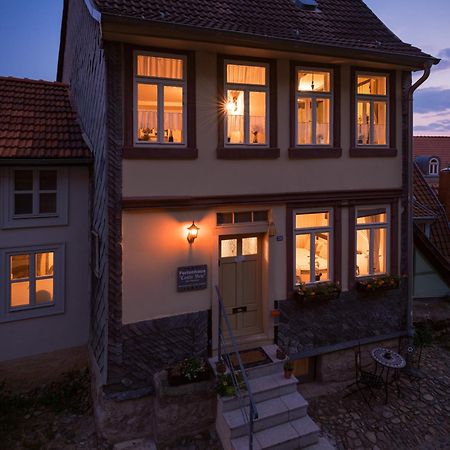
0;77;91;160
413;136;450;170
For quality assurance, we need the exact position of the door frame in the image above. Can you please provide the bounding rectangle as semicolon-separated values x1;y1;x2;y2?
211;219;271;353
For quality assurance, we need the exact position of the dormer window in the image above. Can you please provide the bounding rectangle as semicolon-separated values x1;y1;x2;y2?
429;158;439;176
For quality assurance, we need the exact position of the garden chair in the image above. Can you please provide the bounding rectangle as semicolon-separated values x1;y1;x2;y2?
399;345;426;400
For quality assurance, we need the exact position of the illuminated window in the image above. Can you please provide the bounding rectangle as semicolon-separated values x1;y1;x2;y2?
294;210;333;284
356;207;389;276
9;251;55;309
296;69;332;145
224;62;268;145
356;74;388;146
135;53;185;144
429;158;439;176
13;169;57;216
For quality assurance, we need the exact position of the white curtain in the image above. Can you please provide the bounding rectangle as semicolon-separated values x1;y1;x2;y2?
137;56;183;79
227;64;266;85
138;111;183;130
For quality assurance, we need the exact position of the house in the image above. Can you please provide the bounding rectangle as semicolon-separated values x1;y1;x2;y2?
414;135;450;192
413;163;450;298
0;77;91;390
57;0;438;444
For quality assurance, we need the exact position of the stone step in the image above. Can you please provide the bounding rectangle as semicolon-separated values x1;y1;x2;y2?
222;392;309;439
219;373;298;412
304;437;336;450
230;416;320;450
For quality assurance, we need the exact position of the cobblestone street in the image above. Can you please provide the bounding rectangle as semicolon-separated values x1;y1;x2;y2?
306;336;450;450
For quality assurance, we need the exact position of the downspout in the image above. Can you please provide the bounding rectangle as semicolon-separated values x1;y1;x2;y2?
406;63;432;337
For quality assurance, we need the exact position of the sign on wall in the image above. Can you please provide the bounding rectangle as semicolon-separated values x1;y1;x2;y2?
177;265;208;292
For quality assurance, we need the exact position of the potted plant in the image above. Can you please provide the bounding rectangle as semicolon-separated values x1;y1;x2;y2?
215;359;227;375
216;373;245;397
167;357;211;386
283;360;294;379
356;274;399;293
276;348;287;360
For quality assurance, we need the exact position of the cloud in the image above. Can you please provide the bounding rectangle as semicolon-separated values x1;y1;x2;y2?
414;108;450;135
414;88;450;113
434;48;450;71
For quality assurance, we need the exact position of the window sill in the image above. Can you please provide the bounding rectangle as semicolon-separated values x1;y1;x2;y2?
350;147;398;157
289;147;342;159
217;147;280;160
123;147;198;160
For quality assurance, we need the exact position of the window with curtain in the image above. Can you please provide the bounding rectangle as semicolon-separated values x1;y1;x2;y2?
135;53;185;144
9;251;55;309
294;210;333;285
355;207;389;276
296;69;332;146
224;62;268;145
356;74;388;146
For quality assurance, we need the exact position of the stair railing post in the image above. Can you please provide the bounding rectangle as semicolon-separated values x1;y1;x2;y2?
249;402;254;450
218;296;222;363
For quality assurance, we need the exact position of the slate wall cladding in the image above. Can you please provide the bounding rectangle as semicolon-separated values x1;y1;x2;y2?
277;289;407;356
107;311;210;394
60;0;109;380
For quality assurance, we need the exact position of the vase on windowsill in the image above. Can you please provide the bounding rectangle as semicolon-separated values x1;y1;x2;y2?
355;274;400;294
294;282;341;304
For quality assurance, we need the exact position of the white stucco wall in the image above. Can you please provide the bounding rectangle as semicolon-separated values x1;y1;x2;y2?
0;166;90;362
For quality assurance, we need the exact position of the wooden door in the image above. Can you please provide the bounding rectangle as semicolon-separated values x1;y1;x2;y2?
219;235;262;337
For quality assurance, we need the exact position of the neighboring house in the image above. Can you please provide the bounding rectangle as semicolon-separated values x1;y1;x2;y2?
414;135;450;192
413;164;450;298
57;0;438;442
0;77;91;390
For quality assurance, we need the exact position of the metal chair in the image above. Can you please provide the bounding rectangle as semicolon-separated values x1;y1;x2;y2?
344;346;383;407
399;345;426;400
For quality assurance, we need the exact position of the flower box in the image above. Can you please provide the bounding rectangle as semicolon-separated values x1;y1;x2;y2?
356;275;399;293
167;357;211;387
294;282;341;304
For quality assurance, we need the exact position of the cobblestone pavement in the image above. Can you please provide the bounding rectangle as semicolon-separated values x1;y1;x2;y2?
307;339;450;450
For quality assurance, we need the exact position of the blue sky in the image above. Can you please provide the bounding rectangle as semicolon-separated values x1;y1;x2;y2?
0;0;449;134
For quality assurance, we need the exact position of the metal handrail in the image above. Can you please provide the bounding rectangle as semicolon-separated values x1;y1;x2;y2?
215;286;258;450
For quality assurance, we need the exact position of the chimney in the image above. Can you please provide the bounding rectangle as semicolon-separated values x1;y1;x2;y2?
439;168;450;221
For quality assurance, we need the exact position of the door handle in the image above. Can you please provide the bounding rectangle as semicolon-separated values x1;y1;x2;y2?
232;306;247;314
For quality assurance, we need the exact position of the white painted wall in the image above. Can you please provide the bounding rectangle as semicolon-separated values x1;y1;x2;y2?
0;166;90;362
414;247;450;298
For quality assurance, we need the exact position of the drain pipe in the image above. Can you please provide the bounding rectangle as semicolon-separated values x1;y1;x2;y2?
406;63;432;337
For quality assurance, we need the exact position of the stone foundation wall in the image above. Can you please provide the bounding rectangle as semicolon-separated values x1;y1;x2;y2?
278;288;407;357
0;346;87;392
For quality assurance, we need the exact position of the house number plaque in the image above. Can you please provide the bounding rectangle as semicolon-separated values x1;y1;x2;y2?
177;265;208;292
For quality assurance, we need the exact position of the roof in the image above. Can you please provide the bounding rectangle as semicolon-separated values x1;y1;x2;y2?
414;136;450;171
0;77;91;161
92;0;436;65
413;163;450;280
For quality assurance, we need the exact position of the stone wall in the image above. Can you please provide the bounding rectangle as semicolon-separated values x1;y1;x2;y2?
277;288;407;357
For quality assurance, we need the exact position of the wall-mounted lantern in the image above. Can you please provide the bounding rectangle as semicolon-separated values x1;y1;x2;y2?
187;221;200;244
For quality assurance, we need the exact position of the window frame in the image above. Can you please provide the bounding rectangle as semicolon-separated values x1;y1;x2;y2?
1;167;68;229
217;54;279;159
429;158;439;176
354;205;391;278
0;244;65;322
124;45;197;159
350;68;397;157
293;208;334;286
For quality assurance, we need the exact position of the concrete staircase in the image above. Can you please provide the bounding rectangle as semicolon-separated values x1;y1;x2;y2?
214;346;334;450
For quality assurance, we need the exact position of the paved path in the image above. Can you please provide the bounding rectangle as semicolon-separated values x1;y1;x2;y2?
306;340;450;450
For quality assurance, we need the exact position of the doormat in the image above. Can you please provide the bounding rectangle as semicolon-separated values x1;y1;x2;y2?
226;347;272;370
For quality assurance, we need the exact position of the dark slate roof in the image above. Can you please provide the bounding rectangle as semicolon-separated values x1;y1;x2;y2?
0;77;91;160
93;0;435;63
413;163;450;269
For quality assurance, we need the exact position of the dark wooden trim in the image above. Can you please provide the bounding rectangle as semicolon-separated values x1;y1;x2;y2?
286;206;294;298
123;45;197;158
348;200;400;288
334;206;342;285
123;147;198;159
289;61;341;151
217;54;278;153
122;188;403;210
350;67;396;153
350;147;397;158
289;147;342;159
348;206;356;289
217;147;280;159
0;158;92;166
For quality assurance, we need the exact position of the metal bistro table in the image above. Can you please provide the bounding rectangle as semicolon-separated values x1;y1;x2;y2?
371;347;406;404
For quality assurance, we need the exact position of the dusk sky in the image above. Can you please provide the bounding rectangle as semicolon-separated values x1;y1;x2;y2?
0;0;449;135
